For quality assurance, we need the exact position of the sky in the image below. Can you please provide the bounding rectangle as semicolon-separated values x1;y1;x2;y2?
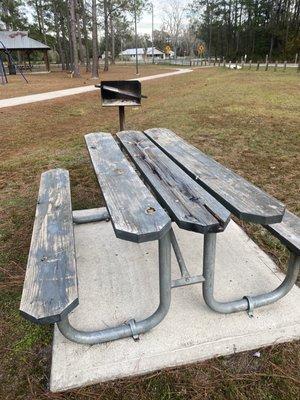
137;0;190;35
24;0;191;37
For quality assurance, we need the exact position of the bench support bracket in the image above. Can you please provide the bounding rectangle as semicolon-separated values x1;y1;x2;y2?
170;228;205;289
57;230;171;345
202;233;300;315
72;207;110;224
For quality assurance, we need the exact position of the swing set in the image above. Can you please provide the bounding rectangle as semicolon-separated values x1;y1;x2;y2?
0;40;28;85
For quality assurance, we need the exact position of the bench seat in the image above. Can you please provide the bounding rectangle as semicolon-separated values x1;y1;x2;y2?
85;132;171;243
20;169;78;324
265;210;300;256
118;131;231;233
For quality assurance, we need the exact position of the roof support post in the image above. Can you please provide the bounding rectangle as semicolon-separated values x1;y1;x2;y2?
7;52;16;75
44;49;50;72
27;50;32;70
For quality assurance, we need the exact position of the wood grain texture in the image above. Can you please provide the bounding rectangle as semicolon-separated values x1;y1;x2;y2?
265;210;300;255
145;128;285;224
118;131;230;233
20;169;78;324
85;133;171;243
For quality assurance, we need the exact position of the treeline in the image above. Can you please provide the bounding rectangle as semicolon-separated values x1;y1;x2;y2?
0;0;299;77
189;0;300;61
0;0;148;77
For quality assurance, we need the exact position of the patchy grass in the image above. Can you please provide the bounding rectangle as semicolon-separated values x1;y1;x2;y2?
0;64;175;99
0;66;299;399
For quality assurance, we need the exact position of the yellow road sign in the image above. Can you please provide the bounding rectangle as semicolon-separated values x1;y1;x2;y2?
165;45;172;55
198;44;205;55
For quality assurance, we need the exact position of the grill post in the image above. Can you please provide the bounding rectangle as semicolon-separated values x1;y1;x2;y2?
119;106;125;131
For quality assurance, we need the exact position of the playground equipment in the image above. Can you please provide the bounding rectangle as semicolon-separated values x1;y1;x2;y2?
0;54;7;85
0;40;28;84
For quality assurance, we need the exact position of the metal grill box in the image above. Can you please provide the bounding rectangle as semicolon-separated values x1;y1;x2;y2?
100;80;143;107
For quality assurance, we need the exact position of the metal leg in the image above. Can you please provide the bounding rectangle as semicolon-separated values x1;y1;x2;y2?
57;230;171;344
202;233;300;315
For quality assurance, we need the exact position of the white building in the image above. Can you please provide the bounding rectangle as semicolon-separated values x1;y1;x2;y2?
120;47;165;61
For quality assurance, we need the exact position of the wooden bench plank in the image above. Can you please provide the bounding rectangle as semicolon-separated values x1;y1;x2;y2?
85;133;171;242
265;211;300;255
118;131;231;233
20;169;78;324
145;128;285;225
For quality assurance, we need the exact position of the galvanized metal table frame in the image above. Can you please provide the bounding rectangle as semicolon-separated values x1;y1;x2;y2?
56;128;300;345
57;207;300;345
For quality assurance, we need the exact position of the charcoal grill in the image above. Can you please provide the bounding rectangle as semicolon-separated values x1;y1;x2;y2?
96;80;147;131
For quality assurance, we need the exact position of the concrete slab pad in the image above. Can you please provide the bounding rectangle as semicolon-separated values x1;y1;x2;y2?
50;221;300;392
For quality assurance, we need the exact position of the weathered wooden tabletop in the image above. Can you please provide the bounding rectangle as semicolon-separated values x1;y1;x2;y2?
118;130;230;234
144;128;285;225
85;129;286;243
85;132;171;243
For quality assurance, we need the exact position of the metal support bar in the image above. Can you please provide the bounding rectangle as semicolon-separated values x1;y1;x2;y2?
170;228;189;277
171;275;205;289
72;207;110;224
202;233;300;314
57;230;171;345
170;228;205;289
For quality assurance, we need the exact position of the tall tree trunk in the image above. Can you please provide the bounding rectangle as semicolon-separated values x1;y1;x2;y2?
76;3;85;64
34;0;43;34
251;0;258;57
66;4;74;70
2;3;10;30
207;0;212;57
38;0;48;45
235;3;242;55
54;1;66;70
69;0;81;77
109;2;115;64
81;0;91;72
104;0;109;71
284;0;291;56
269;35;274;58
234;0;238;54
91;0;99;78
60;12;70;70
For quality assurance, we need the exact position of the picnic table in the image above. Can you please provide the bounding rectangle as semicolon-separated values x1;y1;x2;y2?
20;128;300;345
17;64;32;72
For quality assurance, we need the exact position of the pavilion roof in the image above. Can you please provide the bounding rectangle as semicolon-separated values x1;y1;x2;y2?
120;47;165;56
0;31;50;51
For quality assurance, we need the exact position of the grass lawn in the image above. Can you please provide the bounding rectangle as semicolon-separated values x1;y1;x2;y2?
0;66;299;399
0;64;175;99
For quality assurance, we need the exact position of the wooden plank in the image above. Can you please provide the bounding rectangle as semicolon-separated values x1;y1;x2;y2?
118;131;231;233
145;128;285;224
85;133;171;243
20;169;78;324
265;211;300;255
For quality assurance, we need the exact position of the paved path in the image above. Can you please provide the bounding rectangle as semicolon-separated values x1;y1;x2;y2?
0;68;192;109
